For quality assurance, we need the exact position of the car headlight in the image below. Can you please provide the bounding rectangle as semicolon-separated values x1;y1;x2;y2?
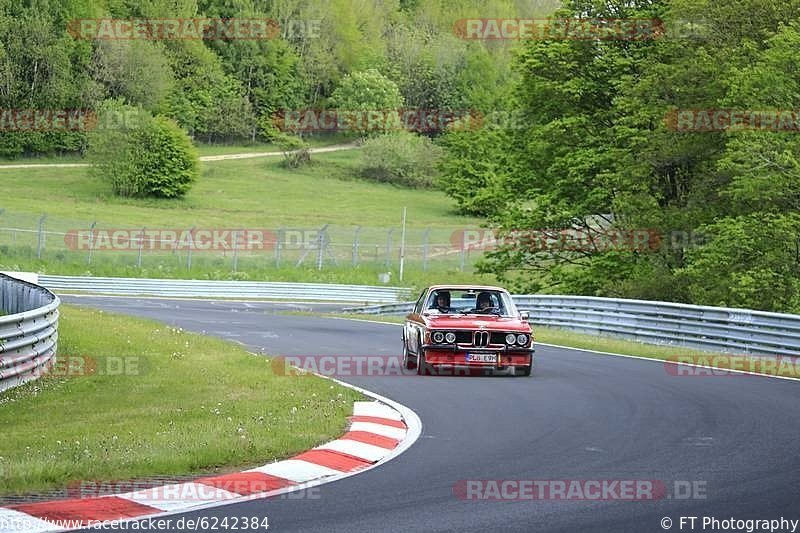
505;333;517;345
516;334;528;346
432;331;445;343
445;331;456;343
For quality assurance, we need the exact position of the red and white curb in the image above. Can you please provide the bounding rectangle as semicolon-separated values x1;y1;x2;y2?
0;399;420;532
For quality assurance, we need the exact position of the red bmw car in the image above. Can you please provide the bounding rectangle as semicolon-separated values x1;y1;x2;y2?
402;285;534;376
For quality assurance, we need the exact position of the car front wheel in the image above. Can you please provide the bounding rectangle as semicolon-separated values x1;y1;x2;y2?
517;357;533;377
403;342;416;370
416;349;428;375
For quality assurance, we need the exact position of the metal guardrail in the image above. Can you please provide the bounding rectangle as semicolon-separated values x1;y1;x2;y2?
0;274;60;392
38;275;412;303
346;295;800;356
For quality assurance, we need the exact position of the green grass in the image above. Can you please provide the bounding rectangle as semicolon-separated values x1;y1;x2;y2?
0;148;489;287
0;304;362;496
531;327;712;359
0;150;478;229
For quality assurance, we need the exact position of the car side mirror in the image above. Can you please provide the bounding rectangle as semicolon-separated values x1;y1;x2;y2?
519;311;529;321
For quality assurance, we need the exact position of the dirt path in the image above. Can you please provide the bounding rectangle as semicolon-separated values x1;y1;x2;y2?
0;143;359;169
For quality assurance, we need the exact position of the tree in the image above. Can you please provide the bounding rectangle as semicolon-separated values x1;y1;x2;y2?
328;69;403;136
679;214;800;312
91;40;174;113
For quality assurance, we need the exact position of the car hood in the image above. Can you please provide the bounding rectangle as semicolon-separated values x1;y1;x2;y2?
423;315;531;332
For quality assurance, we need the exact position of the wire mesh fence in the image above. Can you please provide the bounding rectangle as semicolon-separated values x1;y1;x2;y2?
0;209;490;279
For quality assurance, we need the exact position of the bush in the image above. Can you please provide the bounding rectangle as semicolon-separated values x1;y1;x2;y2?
88;100;199;198
274;133;311;169
358;132;443;188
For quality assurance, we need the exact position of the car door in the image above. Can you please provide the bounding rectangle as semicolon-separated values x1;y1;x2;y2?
405;289;427;354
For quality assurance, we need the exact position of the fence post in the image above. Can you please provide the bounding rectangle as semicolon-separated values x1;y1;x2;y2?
137;227;145;268
186;226;196;270
36;214;47;259
399;207;407;282
385;229;394;268
422;228;430;271
87;222;97;264
275;228;283;267
316;224;329;271
460;230;466;272
232;230;239;272
352;226;361;266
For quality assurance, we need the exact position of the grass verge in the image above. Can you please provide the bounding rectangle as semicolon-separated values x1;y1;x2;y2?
0;304;362;496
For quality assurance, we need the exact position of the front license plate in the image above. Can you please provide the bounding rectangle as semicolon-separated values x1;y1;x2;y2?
466;353;497;363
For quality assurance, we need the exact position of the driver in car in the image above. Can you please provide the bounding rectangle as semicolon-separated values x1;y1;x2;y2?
475;291;495;313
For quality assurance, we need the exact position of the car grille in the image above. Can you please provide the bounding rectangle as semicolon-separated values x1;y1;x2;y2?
474;331;490;347
450;331;514;346
454;331;473;343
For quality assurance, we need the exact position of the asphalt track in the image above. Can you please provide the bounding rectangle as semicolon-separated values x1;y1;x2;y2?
63;296;800;533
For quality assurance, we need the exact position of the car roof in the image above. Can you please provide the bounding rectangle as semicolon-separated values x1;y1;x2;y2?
427;285;509;292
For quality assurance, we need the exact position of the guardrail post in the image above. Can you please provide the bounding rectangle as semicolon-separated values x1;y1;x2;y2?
87;221;97;264
36;214;47;259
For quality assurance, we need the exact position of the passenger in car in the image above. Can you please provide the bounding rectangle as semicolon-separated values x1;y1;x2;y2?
432;291;452;312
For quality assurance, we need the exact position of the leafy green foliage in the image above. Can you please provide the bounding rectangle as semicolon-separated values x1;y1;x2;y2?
88;100;199;198
91;40;174;112
274;133;311;169
329;68;404;112
437;0;800;312
679;214;800;311
358;131;443;188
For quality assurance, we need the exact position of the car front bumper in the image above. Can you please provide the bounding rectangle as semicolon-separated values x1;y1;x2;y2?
420;344;534;368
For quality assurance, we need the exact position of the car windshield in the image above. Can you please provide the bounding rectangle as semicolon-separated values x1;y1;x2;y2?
425;289;517;317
